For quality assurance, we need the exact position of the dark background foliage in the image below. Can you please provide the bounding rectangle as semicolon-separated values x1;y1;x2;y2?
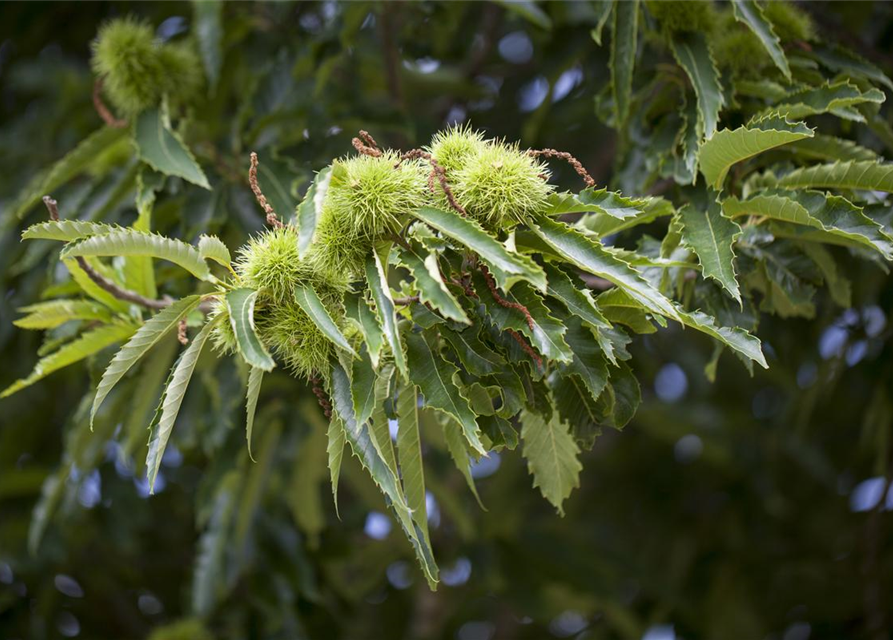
1;2;892;639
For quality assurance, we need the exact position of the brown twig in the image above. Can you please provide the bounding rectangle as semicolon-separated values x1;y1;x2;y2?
92;79;128;129
310;375;332;419
507;328;542;369
398;149;467;217
393;295;420;306
248;152;283;228
177;319;189;345
480;265;534;331
352;135;383;157
528;148;595;188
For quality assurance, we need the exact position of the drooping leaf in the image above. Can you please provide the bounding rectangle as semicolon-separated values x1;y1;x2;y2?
14;300;112;330
530;215;680;321
440;326;507;377
543;263;611;331
62;228;212;281
440;414;485;509
610;0;639;125
351;345;378;427
731;0;790;80
556;314;610;404
669;32;724;140
521;410;582;515
91;295;202;426
296;166;332;257
193;0;224;90
134;107;210;189
245;366;264;460
405;331;485;456
22;219;117;242
198;235;232;269
398;241;470;324
293;283;357;357
1;323;136;398
365;246;407;378
677;308;767;368
783;135;878;163
191;473;237;616
9;126;129;220
596;361;641;429
326;414;346;517
225;288;275;371
770;82;885;120
679;200;742;302
345;292;385;369
412;206;547;292
773;160;893;193
810;45;893;92
146;318;218;492
698;115;814;190
396;385;431;544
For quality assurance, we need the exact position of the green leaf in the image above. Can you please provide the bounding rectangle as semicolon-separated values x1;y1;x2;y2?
345;293;385;369
146;319;218;492
494;0;551;30
245;366;264;460
225;288;275;371
783;135;878;163
396;385;431;545
62;228;212;281
405;331;485;456
529;215;680;321
193;0;223;89
126;184;158;299
698;115;814;190
22;220;116;242
801;242;851;308
679;200;742;302
669;32;724;140
773;160;893;193
192;472;237;615
521;411;581;515
575;187;651;220
590;0;613;45
63;259;130;314
297;166;332;257
198;235;232;269
596;361;641;429
440;326;507;377
1;323;136;398
610;0;639;125
351;346;378;427
398;242;470;324
365;246;407;378
557;314;610;404
731;0;790;80
678;308;767;368
14;300;112;329
293;283;357;357
440;414;485;509
9;126;129;220
770;82;885;120
134;107;210;189
326;415;346;517
543;263;611;331
724;191;893;258
552;375;602;449
810;45;893;92
412;206;547;292
91;296;202;426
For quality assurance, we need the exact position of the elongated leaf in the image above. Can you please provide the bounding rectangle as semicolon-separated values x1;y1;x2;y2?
9;126;128;220
126;184;157;299
771;82;884;120
15;300;112;329
610;0;639;125
293;283;357;357
543;263;611;330
405;331;485;455
134;107;210;189
412;206;546;292
365;247;407;378
441;414;485;509
731;0;790;79
440;326;507;377
396;385;430;544
351;346;378;427
1;323;136;398
198;235;232;269
398;242;469;324
193;0;223;89
521;411;581;515
91;296;202;426
326;415;346;517
679;200;742;302
591;0;613;45
698;115;813;190
297;166;332;257
530;216;680;321
345;292;385;369
191;473;237;616
811;45;893;92
146;319;217;492
226;288;275;371
596;361;641;429
677;308;767;368
670;32;723;140
558;315;610;404
22;220;117;242
774;160;893;193
245;366;264;460
62;229;212;281
784;135;877;163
